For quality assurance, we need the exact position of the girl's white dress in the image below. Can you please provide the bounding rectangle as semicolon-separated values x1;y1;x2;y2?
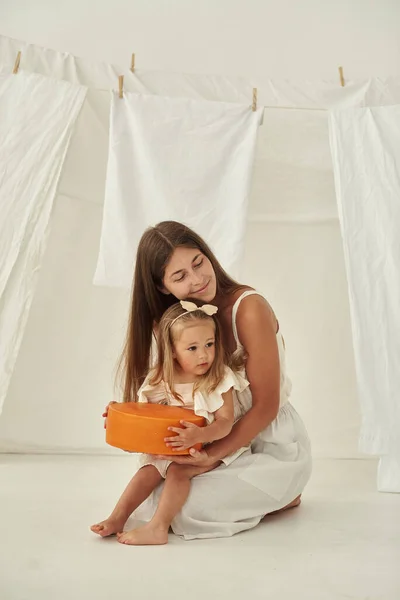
136;366;251;477
135;291;312;540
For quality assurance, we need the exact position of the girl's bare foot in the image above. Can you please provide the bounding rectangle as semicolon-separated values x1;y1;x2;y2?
90;515;127;537
116;523;168;546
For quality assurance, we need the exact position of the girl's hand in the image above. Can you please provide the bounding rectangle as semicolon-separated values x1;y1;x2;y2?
164;421;203;451
157;448;219;469
102;401;117;429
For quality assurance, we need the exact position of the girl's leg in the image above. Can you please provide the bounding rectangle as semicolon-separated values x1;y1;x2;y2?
91;465;162;537
117;464;211;545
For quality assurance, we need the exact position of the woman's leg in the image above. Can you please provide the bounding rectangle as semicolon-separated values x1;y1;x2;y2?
91;465;162;537
167;406;312;540
171;453;310;539
117;464;212;545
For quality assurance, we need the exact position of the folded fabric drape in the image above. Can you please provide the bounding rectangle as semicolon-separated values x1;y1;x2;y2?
329;105;400;492
0;71;86;414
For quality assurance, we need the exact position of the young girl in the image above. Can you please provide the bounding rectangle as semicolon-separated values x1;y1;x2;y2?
91;300;249;545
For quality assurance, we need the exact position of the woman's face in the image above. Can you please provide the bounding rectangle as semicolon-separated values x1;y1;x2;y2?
162;247;217;303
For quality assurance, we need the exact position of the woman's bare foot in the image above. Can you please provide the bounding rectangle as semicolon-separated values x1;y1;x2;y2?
90;515;127;537
264;495;302;518
117;523;168;546
282;494;301;511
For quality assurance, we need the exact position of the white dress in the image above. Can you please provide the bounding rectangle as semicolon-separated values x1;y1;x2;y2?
135;291;312;540
136;366;251;477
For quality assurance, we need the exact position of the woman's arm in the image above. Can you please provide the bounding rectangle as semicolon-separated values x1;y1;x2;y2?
164;389;234;450
207;295;280;461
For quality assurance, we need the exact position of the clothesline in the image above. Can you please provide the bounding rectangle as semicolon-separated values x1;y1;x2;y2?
12;49;328;113
263;105;326;111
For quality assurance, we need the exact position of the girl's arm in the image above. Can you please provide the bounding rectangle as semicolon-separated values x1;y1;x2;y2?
165;389;234;450
206;295;281;462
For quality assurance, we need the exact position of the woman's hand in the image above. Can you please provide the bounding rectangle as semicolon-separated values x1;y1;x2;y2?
102;401;117;429
164;420;203;451
157;447;219;469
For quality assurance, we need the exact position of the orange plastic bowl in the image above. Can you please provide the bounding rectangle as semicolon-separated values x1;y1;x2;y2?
106;402;206;455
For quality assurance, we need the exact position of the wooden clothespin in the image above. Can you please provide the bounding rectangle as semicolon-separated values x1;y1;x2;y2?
13;51;21;74
338;66;345;87
130;53;135;73
118;75;124;98
252;88;257;111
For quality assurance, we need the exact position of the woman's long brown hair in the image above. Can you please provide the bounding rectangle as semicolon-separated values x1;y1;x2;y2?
117;221;243;402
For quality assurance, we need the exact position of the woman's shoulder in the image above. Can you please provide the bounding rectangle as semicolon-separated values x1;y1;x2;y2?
232;289;276;319
219;286;255;317
234;292;278;340
230;286;256;304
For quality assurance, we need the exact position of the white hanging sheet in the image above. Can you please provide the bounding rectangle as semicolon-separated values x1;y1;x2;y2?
329;105;400;491
94;92;263;286
0;71;86;414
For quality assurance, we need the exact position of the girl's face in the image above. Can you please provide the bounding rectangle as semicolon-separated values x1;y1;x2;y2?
172;320;216;378
162;247;217;303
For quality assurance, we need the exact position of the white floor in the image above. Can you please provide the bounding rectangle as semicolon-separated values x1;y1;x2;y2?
1;455;399;600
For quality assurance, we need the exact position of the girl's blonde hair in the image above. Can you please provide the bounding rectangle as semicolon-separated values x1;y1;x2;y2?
148;303;226;402
117;221;245;402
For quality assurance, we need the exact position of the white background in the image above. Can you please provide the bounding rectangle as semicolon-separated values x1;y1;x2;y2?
0;0;398;458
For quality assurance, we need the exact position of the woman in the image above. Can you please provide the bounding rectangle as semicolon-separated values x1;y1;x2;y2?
119;220;312;540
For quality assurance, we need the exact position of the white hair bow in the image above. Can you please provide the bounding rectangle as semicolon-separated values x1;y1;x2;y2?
180;300;218;316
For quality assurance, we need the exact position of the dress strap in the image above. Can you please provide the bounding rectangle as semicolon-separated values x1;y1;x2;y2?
231;290;264;348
